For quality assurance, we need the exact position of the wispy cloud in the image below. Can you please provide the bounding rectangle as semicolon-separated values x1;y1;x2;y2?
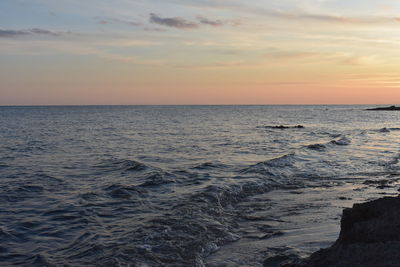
148;13;240;30
266;50;380;66
97;20;109;25
143;27;167;32
149;13;198;29
172;49;381;70
181;1;400;25
196;16;224;27
174;60;248;69
95;17;142;27
0;28;62;38
0;38;165;66
341;73;400;88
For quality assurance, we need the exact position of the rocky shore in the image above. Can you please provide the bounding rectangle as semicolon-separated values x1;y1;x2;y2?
284;196;400;267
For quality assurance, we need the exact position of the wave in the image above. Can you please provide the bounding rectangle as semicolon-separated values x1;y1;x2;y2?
72;164;307;266
241;154;297;178
111;159;148;172
103;184;148;199
246;154;295;169
0;164;9;169
330;136;351;146
192;162;227;170
192;182;275;208
25;254;53;266
139;172;176;187
305;136;350;151
16;185;44;193
0;227;17;241
306;143;326;151
0;142;359;266
384;153;400;171
95;159;149;173
124;179;292;266
329;133;342;138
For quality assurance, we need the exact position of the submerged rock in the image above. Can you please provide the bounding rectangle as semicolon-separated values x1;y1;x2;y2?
285;196;400;267
367;106;400;111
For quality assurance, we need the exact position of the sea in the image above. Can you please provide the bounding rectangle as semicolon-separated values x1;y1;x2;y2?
0;105;399;266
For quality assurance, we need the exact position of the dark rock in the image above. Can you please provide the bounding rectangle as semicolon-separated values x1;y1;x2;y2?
380;128;391;133
366;106;400;111
363;179;392;189
306;144;326;151
285;196;400;267
264;253;302;267
263;125;305;129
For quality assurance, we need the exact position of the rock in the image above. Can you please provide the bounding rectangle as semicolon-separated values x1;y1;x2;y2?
306;144;326;151
264;253;302;267
380;128;391;133
363;179;392;189
285;196;400;267
263;125;305;129
366;106;400;111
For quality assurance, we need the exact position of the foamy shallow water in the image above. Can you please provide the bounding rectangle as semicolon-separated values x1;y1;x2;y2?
0;105;399;266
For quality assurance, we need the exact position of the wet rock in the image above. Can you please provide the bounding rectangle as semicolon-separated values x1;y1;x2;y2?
264;252;302;267
263;125;305;129
366;106;400;111
363;179;392;189
306;144;326;151
285;196;400;267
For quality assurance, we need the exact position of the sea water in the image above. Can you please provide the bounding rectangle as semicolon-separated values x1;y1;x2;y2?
0;105;399;266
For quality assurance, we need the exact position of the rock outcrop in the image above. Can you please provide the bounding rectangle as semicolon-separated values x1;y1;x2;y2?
286;196;400;267
366;106;400;111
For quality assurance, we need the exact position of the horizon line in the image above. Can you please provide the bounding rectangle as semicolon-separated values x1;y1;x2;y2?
0;104;397;107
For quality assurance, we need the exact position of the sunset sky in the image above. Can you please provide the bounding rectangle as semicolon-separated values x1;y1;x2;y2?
1;0;400;105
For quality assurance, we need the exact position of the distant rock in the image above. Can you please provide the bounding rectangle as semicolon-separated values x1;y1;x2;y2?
262;125;305;129
366;106;400;111
306;143;326;151
284;196;400;267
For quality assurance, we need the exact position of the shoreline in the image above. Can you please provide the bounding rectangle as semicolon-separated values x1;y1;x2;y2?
284;195;400;267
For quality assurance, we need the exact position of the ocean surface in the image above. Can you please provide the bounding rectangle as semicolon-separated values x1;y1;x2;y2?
1;105;400;266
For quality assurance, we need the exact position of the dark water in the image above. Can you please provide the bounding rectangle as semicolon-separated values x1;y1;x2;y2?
0;105;400;266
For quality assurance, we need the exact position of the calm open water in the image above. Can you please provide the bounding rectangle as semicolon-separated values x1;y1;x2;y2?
0;105;400;266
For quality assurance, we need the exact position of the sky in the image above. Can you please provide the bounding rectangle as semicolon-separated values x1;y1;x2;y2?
1;0;400;105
